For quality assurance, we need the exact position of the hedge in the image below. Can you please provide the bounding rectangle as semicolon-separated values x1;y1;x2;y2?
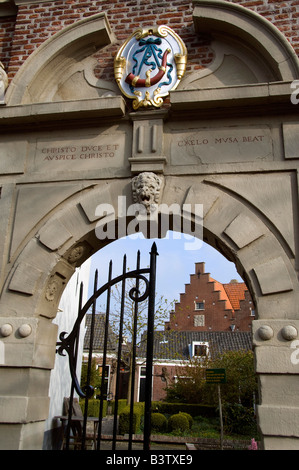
79;400;216;421
152;402;217;418
110;399;128;415
79;398;107;418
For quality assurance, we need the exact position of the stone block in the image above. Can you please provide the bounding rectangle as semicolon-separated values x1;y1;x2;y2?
253;319;299;346
0;421;47;450
0;367;51;397
255;345;299;374
0;397;28;422
257;404;299;438
259;374;299;407
0;424;23;450
262;436;299;450
38;219;72;251
9;264;42;295
20;421;48;450
0;136;27;174
283;122;299;159
224;212;265;248
0;396;50;423
254;256;293;295
129;114;167;173
0;317;57;369
204;173;296;257
10;184;81;258
80;185;114;223
184;184;219;219
0;184;15;289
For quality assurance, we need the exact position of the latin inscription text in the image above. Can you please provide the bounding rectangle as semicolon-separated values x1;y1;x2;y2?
177;135;265;147
42;144;119;161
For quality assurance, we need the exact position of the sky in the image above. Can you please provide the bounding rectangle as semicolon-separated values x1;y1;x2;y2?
88;231;243;307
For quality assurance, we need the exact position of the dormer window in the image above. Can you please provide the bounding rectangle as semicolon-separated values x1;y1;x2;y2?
190;341;209;358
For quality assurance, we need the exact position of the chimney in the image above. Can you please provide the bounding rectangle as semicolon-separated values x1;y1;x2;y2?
195;262;205;276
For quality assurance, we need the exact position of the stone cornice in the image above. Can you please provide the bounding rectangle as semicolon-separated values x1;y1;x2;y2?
0;96;126;129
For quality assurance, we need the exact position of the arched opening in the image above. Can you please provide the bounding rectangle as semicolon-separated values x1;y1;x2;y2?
1;174;297;450
43;223;258;450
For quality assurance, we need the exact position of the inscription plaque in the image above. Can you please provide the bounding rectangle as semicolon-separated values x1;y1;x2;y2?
170;126;273;165
33;133;126;173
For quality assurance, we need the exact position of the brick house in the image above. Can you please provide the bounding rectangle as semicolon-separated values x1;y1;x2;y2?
165;262;255;333
138;329;252;402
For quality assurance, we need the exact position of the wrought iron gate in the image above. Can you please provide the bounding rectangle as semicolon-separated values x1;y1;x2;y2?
56;243;158;451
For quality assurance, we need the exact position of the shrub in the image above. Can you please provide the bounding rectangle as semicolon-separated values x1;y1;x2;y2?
168;413;189;433
151;413;168;433
178;412;193;429
119;405;142;435
222;403;256;435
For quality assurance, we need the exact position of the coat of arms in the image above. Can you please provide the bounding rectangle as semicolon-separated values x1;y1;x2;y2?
114;25;187;109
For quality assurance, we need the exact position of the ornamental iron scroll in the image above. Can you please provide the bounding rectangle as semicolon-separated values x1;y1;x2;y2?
56;242;158;451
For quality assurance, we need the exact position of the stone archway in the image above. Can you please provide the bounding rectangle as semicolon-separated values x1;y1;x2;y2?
0;0;299;450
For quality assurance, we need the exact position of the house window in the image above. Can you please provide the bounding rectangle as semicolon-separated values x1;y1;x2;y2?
191;341;209;358
250;309;255;316
195;301;205;310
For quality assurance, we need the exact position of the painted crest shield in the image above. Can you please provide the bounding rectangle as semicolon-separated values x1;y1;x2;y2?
114;25;187;109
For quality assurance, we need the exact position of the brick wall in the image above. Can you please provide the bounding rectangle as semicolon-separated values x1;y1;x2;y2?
152;364;179;402
1;0;299;83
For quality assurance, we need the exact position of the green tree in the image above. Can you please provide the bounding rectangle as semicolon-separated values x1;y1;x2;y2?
165;355;210;404
165;349;257;407
209;349;258;407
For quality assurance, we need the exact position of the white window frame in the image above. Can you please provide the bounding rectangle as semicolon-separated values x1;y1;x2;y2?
191;341;209;358
194;300;205;310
